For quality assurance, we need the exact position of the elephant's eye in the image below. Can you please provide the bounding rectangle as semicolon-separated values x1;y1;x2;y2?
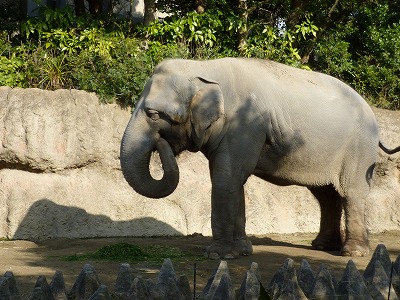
146;109;160;121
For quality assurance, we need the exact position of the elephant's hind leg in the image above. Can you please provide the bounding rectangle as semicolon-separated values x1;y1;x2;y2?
340;189;370;257
336;159;373;257
308;185;343;252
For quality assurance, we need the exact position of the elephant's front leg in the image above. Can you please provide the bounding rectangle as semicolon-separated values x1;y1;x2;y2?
205;180;253;259
205;184;240;259
233;186;253;256
204;134;262;259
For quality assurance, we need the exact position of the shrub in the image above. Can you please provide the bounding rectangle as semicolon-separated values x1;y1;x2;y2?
69;36;192;106
352;22;400;110
1;2;399;110
0;32;24;86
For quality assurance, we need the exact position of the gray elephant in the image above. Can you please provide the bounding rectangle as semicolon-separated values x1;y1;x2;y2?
120;58;400;259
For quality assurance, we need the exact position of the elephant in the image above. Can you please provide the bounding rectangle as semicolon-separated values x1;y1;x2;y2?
120;57;400;259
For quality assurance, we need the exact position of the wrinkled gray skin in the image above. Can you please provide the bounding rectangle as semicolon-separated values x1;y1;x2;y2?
121;58;389;259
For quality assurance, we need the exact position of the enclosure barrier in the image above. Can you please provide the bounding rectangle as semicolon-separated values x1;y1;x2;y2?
0;244;399;299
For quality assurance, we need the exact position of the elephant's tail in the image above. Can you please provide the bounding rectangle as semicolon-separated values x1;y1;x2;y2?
379;141;400;155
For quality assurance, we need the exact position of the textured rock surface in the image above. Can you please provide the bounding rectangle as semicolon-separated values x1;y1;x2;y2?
0;87;399;239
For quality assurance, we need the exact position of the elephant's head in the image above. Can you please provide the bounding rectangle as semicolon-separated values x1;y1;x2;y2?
120;63;224;198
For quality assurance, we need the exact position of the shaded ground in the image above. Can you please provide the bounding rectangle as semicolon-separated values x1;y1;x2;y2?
1;232;400;298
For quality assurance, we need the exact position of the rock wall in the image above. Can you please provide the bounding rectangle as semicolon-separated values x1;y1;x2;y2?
0;87;399;240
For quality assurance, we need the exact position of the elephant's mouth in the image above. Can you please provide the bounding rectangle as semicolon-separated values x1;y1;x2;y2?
157;136;183;156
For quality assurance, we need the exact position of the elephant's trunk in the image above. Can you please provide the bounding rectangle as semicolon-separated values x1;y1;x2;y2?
120;117;179;199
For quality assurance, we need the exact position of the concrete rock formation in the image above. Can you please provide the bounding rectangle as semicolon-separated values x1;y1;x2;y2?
0;244;399;299
0;87;399;239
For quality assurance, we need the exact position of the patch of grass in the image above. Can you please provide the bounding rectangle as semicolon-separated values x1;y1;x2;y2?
62;242;203;263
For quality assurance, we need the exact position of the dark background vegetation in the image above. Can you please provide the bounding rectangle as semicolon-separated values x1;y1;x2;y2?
0;0;399;109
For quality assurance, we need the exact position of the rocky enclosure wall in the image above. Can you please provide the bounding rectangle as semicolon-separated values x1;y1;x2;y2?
0;87;399;240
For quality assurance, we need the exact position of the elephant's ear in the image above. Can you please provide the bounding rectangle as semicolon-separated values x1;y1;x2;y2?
189;77;224;147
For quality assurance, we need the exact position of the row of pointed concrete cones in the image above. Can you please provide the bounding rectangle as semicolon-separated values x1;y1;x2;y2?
0;244;399;299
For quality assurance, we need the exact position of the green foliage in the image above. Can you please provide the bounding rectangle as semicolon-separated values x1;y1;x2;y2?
0;54;25;87
353;21;400;109
63;242;199;263
294;14;318;39
21;5;76;39
0;0;399;109
2;4;178;106
245;24;302;66
144;9;228;51
243;16;317;67
313;23;356;79
70;35;190;106
71;38;149;105
311;1;400;110
0;31;31;87
37;53;71;89
352;3;400;110
145;2;319;67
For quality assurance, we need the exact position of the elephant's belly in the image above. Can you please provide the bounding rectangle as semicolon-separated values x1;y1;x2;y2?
253;167;333;187
252;170;297;186
253;152;334;187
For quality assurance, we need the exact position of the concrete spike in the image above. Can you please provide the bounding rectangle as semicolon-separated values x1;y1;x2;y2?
267;258;307;299
277;269;307;300
67;264;101;300
114;263;134;298
126;276;152;300
154;258;184;299
157;258;177;288
202;260;235;300
49;271;67;300
208;272;234;300
297;259;315;297
364;244;392;278
237;262;262;300
267;258;292;298
364;260;398;300
393;256;400;298
30;288;53;300
309;264;337;300
30;276;55;300
1;271;21;300
394;256;400;277
177;275;192;300
0;277;14;299
88;284;110;300
165;277;185;300
337;260;371;299
146;278;162;299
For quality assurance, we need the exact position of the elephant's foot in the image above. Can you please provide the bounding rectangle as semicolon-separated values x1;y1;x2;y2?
341;239;369;257
205;241;239;260
234;237;253;256
311;234;342;251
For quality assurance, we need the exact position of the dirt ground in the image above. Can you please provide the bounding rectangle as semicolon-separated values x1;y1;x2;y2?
1;232;400;298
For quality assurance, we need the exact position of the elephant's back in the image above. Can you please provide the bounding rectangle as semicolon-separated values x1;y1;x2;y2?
235;58;373;116
233;58;379;156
